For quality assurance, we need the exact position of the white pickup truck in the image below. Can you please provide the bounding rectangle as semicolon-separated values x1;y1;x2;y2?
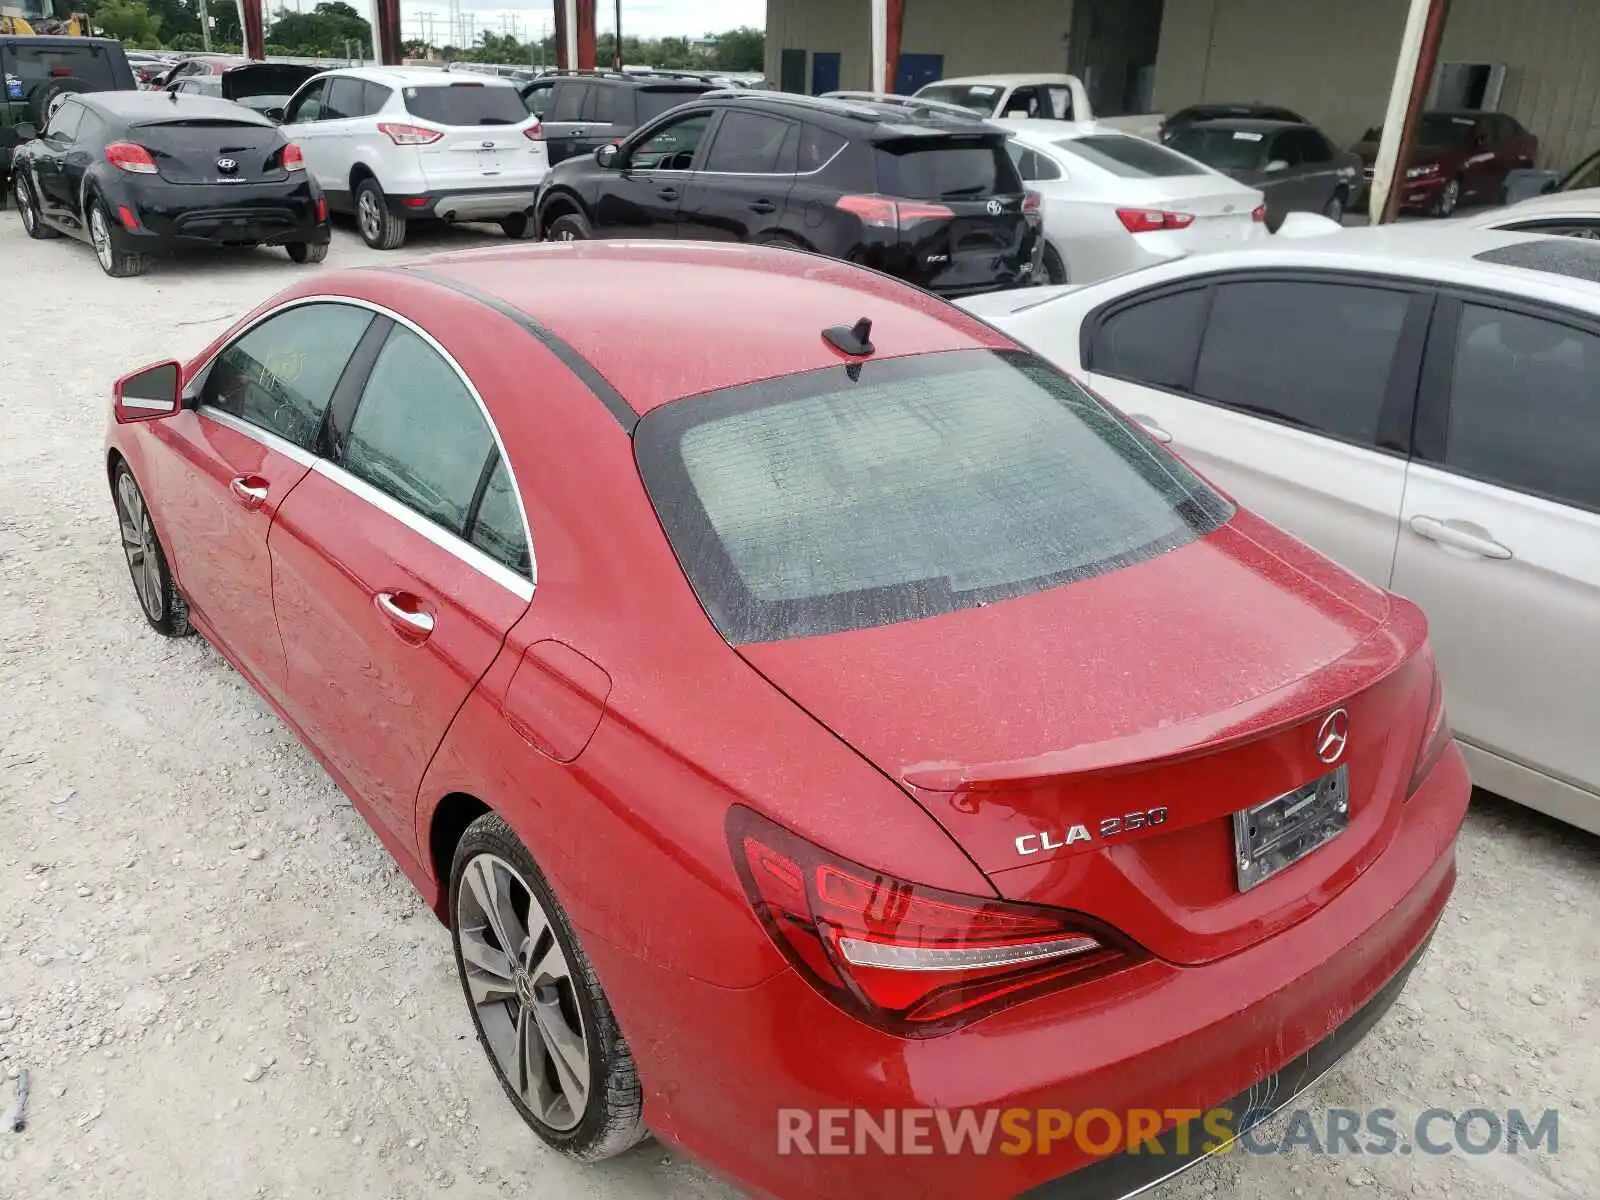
912;73;1163;141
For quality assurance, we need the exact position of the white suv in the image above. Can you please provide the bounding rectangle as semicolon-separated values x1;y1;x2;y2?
279;66;547;249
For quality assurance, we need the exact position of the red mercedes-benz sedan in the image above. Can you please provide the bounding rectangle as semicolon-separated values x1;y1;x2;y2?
104;242;1469;1200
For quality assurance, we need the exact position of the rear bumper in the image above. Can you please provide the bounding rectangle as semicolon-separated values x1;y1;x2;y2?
120;178;328;248
390;186;538;223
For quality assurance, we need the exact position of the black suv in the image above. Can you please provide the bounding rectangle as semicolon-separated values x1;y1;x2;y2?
521;70;719;165
2;36;136;184
534;92;1041;297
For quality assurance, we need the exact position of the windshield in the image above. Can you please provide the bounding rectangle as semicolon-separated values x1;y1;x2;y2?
1362;114;1477;148
636;350;1233;643
912;83;1003;115
636;86;712;122
1167;126;1267;171
1054;133;1207;178
401;81;527;126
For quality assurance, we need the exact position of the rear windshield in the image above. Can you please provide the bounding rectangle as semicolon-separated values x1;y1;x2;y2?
913;83;1002;115
1362;114;1477;147
636;86;711;122
636;350;1233;643
402;82;526;126
1055;133;1206;178
3;42;127;99
1167;126;1267;170
875;136;1019;199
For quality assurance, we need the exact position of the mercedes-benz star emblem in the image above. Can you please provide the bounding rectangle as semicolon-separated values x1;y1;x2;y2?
216;157;238;174
985;199;1004;216
1316;709;1350;764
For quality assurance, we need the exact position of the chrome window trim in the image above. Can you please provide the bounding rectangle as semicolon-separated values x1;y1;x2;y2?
201;405;319;467
188;294;538;588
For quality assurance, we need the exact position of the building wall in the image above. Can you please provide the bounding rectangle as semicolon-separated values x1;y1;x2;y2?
1153;0;1600;169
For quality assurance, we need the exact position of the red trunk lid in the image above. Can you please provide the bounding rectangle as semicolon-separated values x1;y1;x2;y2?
739;511;1435;967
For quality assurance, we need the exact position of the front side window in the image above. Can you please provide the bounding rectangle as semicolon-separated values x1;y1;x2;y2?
284;79;327;124
43;99;84;142
1292;129;1333;164
342;326;496;536
1444;304;1600;510
204;303;375;451
629;112;711;171
1092;288;1209;390
1192;280;1411;446
637;350;1232;643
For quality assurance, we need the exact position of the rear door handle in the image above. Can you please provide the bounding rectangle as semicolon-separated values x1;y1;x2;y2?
748;199;777;214
376;591;435;637
657;187;680;201
1408;515;1512;560
1130;414;1173;444
229;475;268;509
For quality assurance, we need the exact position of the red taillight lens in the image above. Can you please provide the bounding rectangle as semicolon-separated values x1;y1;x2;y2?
1407;661;1452;798
1022;190;1042;214
315;194;328;222
523;122;544;141
378;121;444;146
1116;207;1194;233
835;193;955;230
1251;203;1267;223
117;205;139;231
729;807;1140;1034
281;142;305;171
105;142;158;174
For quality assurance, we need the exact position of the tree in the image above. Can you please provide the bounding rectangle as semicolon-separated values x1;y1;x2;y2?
268;1;371;55
713;26;764;72
95;0;162;46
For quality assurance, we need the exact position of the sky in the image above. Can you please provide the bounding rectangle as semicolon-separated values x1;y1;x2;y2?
400;0;767;46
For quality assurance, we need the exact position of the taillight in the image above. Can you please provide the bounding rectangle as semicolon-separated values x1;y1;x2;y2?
315;194;328;222
836;193;954;230
523;122;543;141
105;142;158;174
729;807;1140;1035
1116;207;1194;233
1407;661;1452;798
1251;203;1267;223
281;142;305;171
378;122;444;146
1022;190;1043;220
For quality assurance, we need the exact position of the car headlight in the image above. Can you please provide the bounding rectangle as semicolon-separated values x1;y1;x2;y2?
1406;164;1442;179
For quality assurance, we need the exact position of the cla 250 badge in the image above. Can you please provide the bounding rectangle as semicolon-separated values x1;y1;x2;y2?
1015;807;1170;857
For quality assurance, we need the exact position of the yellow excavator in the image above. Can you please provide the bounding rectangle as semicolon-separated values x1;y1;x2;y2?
0;0;93;37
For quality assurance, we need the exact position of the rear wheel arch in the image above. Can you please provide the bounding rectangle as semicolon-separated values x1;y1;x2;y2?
348;161;379;197
427;791;493;918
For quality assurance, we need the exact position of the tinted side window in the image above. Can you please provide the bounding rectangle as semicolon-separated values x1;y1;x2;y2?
703;110;794;173
521;81;553;118
1092;289;1208;390
797;123;848;172
1002;85;1041;118
1296;129;1332;163
550;81;588;122
1266;131;1301;167
1444;304;1599;509
1006;143;1062;182
343;327;496;536
468;456;532;575
630;112;711;170
325;75;363;120
589;82;630;124
44;100;84;142
205;304;375;451
1192;281;1410;446
363;81;392;116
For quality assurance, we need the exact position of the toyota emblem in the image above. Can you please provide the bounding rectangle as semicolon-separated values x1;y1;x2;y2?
216;157;238;174
1315;709;1350;764
985;199;1004;216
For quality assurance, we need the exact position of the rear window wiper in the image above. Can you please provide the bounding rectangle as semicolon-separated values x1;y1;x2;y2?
940;185;989;198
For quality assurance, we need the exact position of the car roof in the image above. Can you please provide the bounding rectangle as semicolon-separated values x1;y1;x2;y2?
1170;117;1309;135
377;242;1012;414
702;90;1005;135
314;64;518;88
0;34;123;49
82;89;274;124
1464;188;1600;224
926;74;1077;87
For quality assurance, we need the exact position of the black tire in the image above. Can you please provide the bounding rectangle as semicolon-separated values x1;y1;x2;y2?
25;77;90;127
1432;177;1461;219
354;177;406;250
544;212;591;242
1042;242;1068;285
499;211;534;239
450;812;646;1161
286;240;329;264
754;231;807;251
90;200;148;278
13;173;58;239
111;461;191;638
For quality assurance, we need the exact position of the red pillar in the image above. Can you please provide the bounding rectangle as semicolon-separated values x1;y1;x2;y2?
576;0;597;70
553;0;570;69
237;0;264;60
886;0;906;94
372;0;403;65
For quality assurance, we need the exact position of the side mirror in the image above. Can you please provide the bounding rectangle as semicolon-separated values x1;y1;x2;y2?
263;106;285;123
595;143;619;169
1264;159;1289;173
114;361;183;423
13;121;36;142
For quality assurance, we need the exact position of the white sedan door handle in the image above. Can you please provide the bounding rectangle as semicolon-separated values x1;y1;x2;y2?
1131;414;1173;444
1408;515;1512;560
376;592;436;635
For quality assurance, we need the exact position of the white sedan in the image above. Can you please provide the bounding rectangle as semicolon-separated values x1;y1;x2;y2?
959;222;1600;836
1456;187;1600;238
1000;119;1267;285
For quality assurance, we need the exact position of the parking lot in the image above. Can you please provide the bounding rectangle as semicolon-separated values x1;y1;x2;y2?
0;210;1595;1200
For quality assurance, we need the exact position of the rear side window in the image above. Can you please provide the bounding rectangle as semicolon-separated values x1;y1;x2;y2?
468;455;532;575
797;123;848;172
636;350;1232;643
1057;134;1206;178
1093;289;1210;390
703;110;796;173
324;75;362;120
549;81;588;122
363;81;392;115
875;136;1019;199
403;82;528;126
1443;304;1600;510
343;327;495;536
1006;143;1063;182
1192;281;1411;446
589;82;630;124
636;87;710;123
204;303;375;452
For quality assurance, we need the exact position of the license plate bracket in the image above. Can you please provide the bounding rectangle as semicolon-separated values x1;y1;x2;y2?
1232;766;1348;891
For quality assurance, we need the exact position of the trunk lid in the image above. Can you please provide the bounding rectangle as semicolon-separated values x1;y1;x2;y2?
739;511;1432;967
1120;174;1264;248
402;80;546;189
219;62;318;105
133;118;291;185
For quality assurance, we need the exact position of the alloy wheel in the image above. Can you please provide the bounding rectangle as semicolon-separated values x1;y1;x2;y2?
358;191;382;242
456;853;592;1132
1325;195;1344;223
115;472;163;621
16;179;35;233
91;205;114;272
1438;180;1459;217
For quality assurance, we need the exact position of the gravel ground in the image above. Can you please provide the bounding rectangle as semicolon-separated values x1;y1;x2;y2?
0;211;1595;1200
